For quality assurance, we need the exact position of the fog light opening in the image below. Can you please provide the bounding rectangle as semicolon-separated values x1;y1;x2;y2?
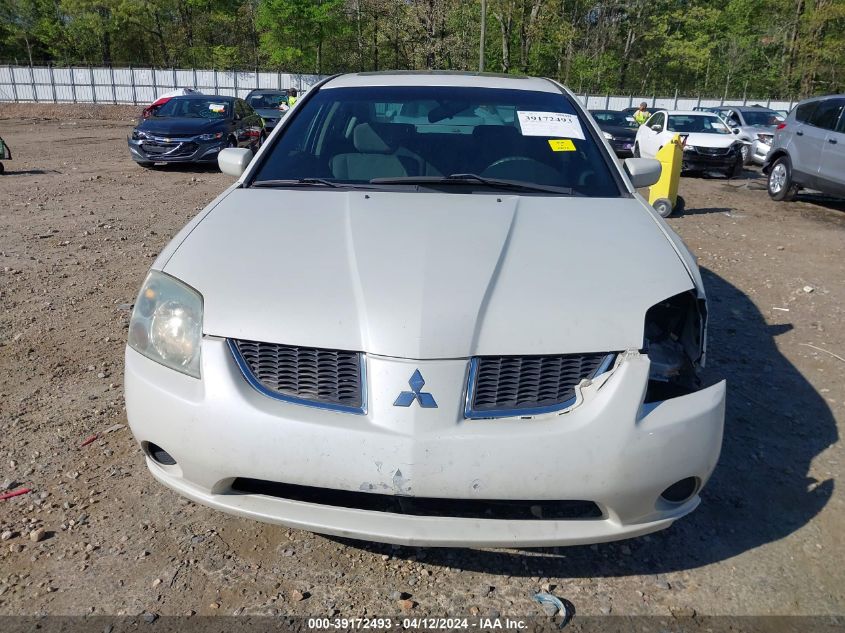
145;442;177;466
660;477;699;504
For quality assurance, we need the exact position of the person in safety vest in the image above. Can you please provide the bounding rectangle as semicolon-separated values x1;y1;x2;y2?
288;88;298;107
633;102;650;126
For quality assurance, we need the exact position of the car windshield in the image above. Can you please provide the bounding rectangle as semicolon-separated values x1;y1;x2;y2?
250;85;621;197
591;111;638;128
740;110;783;127
153;98;230;119
667;114;731;134
248;93;288;109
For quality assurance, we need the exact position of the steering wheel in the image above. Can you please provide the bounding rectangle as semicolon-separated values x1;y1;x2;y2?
482;156;562;184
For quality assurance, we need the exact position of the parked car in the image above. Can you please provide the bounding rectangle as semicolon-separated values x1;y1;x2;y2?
635;110;744;178
763;94;845;201
128;95;264;168
245;89;292;133
125;72;725;548
711;106;784;165
589;109;639;156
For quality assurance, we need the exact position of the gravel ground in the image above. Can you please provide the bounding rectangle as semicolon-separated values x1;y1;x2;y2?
0;116;843;619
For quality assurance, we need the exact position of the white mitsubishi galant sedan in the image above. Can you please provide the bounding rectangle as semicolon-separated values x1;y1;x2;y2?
125;72;726;547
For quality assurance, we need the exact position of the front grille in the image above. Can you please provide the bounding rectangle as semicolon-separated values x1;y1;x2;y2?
229;339;365;413
231;478;603;520
695;146;731;156
466;353;615;418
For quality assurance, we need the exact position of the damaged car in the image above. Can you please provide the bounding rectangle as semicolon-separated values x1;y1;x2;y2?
125;72;726;547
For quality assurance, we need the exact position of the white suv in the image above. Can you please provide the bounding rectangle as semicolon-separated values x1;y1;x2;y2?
764;95;845;201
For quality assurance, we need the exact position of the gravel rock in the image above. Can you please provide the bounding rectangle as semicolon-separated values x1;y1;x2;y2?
29;528;47;542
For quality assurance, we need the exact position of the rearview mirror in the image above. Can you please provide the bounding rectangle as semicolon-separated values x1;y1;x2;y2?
218;147;253;178
623;157;662;189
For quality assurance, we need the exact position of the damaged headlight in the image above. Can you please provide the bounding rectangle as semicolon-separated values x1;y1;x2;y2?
198;132;224;141
643;291;706;400
131;130;148;140
128;271;203;378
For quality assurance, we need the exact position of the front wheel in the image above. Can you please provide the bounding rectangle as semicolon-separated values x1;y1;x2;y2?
767;157;798;201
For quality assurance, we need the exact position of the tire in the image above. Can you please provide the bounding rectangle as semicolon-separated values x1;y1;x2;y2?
767;157;798;201
0;162;5;175
652;197;674;218
740;143;751;165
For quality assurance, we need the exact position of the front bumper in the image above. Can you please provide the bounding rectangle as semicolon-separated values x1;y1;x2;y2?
682;149;741;173
127;137;227;164
609;139;635;157
751;140;772;166
125;340;725;547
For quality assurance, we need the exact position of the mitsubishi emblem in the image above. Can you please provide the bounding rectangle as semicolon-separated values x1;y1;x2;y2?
393;369;438;408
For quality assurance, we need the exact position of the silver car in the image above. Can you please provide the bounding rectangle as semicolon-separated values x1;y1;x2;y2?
763;95;845;201
714;106;784;165
124;72;725;547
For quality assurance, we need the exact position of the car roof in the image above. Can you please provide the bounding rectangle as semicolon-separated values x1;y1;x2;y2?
171;94;236;101
589;109;624;113
664;110;720;116
795;93;845;105
322;71;561;93
247;89;289;94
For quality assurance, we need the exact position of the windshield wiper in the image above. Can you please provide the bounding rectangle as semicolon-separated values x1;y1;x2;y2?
251;178;348;188
370;173;575;195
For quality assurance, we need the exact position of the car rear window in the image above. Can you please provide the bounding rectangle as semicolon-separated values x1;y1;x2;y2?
250;85;623;198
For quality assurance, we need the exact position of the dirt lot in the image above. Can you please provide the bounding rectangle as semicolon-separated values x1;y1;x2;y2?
1;112;844;619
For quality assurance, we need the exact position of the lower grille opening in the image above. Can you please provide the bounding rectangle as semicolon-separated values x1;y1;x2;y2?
230;478;602;520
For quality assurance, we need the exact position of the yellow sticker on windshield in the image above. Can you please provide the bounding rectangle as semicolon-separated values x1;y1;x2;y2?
548;139;576;152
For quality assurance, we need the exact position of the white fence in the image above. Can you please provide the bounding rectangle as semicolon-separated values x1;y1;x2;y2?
0;64;797;111
0;65;323;104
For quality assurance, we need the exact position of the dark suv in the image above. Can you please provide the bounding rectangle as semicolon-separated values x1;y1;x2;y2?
763;95;845;200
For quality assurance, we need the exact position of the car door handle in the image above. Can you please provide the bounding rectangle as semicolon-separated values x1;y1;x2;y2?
796;130;804;136
829;138;838;144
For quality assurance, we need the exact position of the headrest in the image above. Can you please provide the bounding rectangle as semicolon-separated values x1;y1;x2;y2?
353;123;392;153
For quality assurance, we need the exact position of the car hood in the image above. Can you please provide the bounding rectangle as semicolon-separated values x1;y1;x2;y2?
138;117;227;137
162;190;695;358
682;133;737;148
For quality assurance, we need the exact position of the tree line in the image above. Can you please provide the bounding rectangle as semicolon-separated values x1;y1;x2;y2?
2;0;843;99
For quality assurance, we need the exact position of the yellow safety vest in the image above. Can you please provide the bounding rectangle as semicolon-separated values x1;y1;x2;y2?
288;96;298;107
633;109;650;125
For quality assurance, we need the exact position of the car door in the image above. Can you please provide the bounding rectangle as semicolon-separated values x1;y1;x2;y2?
794;98;838;183
816;98;845;193
638;112;665;158
240;99;264;145
233;100;249;147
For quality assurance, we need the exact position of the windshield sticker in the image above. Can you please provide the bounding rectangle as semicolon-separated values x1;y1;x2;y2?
517;111;585;139
548;139;576;152
209;103;226;113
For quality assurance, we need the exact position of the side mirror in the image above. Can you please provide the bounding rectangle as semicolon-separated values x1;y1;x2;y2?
651;124;663;133
623;157;662;189
218;147;253;178
732;128;741;134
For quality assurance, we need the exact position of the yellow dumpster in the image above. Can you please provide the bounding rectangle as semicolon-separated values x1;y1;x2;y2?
648;133;685;217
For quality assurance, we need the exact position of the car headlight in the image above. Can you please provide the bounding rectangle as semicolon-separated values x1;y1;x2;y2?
643;291;705;390
603;131;615;140
198;132;224;141
756;133;773;143
683;145;696;152
131;130;148;140
128;271;203;378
